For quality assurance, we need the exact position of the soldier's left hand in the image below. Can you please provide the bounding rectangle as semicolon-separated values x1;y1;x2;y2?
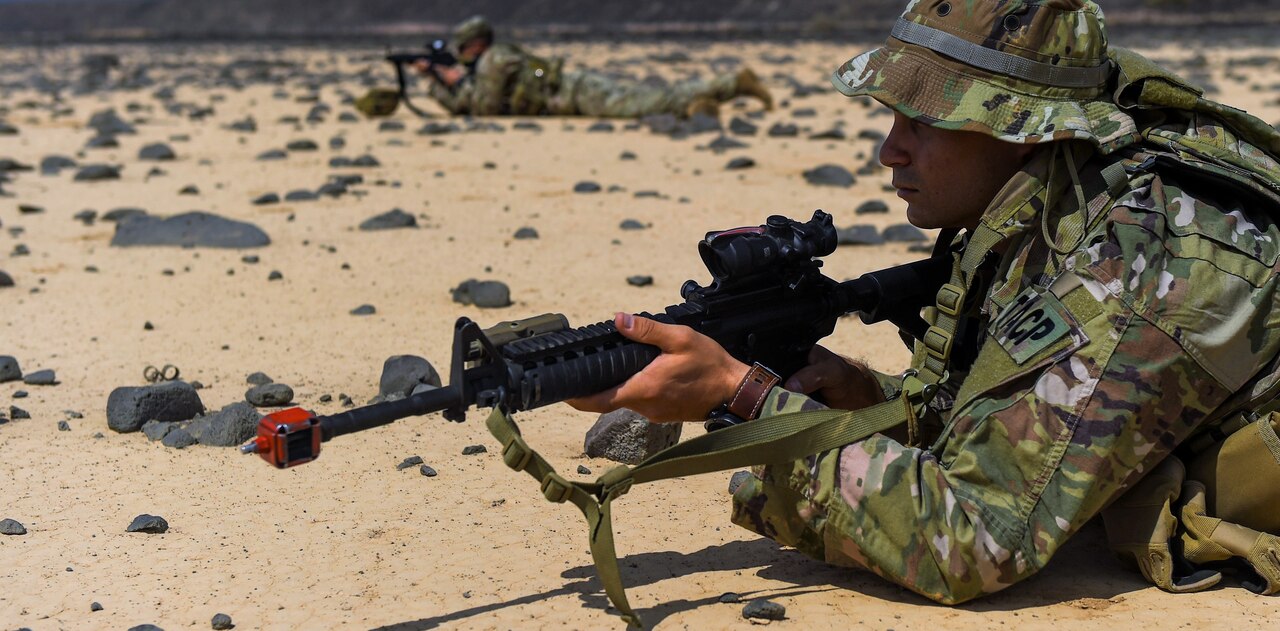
435;65;466;87
566;313;751;423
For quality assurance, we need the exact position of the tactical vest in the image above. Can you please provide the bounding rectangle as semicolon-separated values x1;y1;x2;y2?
485;48;1280;627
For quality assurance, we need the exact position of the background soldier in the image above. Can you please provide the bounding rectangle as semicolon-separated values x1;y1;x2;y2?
418;15;773;118
571;0;1280;601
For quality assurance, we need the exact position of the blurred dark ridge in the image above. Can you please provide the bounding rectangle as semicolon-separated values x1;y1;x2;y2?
0;0;1277;43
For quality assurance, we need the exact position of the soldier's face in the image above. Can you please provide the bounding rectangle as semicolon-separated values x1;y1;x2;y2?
880;112;1035;231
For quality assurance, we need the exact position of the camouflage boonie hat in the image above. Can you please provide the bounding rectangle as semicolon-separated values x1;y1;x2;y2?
833;0;1137;149
453;15;495;45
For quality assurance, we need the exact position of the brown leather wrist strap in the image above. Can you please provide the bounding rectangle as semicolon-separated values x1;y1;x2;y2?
727;363;781;421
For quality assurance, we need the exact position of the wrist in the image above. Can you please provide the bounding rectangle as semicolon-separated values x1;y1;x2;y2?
724;362;781;421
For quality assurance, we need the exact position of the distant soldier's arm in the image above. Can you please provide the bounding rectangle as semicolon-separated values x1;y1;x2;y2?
468;45;528;116
427;80;472;115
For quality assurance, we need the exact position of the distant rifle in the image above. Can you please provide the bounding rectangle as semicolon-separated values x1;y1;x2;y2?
385;39;458;118
240;210;951;468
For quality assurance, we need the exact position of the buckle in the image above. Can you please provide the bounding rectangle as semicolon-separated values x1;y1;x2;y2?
922;326;953;362
935;283;966;317
540;472;573;503
501;438;532;472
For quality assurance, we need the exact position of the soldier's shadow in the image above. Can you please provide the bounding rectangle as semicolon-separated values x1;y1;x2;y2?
372;520;1149;630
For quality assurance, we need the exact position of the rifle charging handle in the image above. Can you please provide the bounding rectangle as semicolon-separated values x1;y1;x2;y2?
239;407;323;469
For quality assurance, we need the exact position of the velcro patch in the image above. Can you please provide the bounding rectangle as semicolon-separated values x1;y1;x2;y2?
991;286;1077;365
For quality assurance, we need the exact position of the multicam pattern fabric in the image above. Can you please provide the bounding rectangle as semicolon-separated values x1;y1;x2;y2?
427;43;746;117
832;0;1142;151
730;138;1280;603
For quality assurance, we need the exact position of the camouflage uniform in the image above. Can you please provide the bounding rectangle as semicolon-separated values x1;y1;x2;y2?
731;0;1280;603
427;31;769;117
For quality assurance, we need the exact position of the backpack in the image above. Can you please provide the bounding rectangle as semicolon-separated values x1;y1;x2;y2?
1100;47;1280;597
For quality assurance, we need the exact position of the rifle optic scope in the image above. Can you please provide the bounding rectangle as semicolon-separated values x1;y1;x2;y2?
698;210;837;282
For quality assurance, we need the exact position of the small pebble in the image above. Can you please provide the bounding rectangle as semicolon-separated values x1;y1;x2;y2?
126;514;169;534
419;465;438;477
742;598;786;620
397;456;424;471
91;602;103;612
461;445;487;456
211;613;234;630
577;465;592;475
0;518;26;535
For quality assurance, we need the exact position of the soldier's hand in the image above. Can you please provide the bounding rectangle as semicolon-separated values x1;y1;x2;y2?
412;59;433;75
783;345;885;411
566;313;750;423
436;65;466;87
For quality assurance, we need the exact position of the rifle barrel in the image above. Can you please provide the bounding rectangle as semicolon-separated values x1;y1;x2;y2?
319;385;462;441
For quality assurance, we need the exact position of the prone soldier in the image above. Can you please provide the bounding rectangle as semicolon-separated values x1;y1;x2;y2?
415;15;773;118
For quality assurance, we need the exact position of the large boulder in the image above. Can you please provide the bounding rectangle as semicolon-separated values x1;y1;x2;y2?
110;211;270;249
378;355;442;399
186;402;261;446
584;408;682;465
107;381;204;433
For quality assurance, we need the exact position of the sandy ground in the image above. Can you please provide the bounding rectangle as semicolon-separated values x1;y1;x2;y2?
1;39;1278;630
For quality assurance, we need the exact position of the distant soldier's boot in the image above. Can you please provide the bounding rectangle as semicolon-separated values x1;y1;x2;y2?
686;96;722;119
734;68;773;111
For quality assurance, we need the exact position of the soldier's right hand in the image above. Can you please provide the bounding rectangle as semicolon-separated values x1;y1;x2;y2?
783;345;885;411
413;59;433;75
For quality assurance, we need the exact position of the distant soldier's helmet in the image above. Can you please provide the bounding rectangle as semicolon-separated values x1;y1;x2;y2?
453;15;495;46
833;0;1135;151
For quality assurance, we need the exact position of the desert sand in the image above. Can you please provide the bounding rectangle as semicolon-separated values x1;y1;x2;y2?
2;39;1278;630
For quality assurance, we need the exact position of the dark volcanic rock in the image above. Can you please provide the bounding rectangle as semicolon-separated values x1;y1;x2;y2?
379;355;442;399
41;155;78;175
161;427;197;449
0;271;12;288
397;455;424;470
420;465;437;477
728;470;753;494
707;135;748;152
86;134;120;149
619;219;647;231
728;117;758;136
126;514;169;534
573;181;602;194
587;121;615;133
462;445;487;455
284;189;317;202
350;304;376;316
726;157;755;170
246;383;294;407
211;613;234;630
418;122;459;136
138;143;176;161
451;279;512;309
9;406;27;420
742;599;786;621
883;223;929;242
256;149;288;161
626;275;654;287
103;207;147;223
246;372;272;386
359;208;416;231
767;122;799;137
107;381;204;433
855;200;890;214
88;109;136;135
0;518;26;535
141;419;176;442
513;227;539;240
0;356;20;383
73;164;121;182
810;127;846;140
110;211;270;248
22;369;57;385
286;139;318;151
252;193;280;205
803;164;856;187
584;408;682;465
352;154;381;167
0;122;17;136
837;224;885;246
186;402;262;446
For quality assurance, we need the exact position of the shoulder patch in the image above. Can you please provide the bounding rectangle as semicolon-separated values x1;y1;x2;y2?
991;286;1079;365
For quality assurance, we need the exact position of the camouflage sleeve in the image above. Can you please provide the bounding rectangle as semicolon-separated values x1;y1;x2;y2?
427;80;470;115
732;179;1280;604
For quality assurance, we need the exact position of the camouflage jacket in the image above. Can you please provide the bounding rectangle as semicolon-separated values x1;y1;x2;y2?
732;125;1280;603
427;43;560;116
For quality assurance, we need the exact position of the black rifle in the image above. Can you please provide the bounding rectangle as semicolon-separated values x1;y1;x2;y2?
240;210;951;468
384;39;458;118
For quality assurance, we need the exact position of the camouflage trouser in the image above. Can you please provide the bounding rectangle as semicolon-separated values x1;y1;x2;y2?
548;70;738;118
